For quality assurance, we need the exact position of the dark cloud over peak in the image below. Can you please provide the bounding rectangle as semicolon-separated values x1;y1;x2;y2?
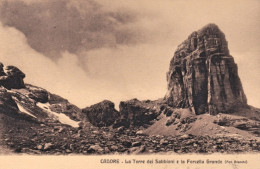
0;0;144;59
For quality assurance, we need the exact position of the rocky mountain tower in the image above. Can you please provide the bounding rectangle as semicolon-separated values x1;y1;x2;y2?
165;24;247;115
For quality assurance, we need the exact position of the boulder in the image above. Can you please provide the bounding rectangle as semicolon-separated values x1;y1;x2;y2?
88;145;103;153
114;99;161;127
82;100;120;127
128;145;146;154
43;143;53;150
165;24;247;115
0;64;25;89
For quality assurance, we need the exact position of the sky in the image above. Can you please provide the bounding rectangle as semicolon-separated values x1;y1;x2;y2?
0;0;259;109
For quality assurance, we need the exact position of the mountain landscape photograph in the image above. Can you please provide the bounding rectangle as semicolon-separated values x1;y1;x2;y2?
0;0;259;162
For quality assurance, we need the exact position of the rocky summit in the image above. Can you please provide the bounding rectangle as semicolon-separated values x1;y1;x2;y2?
0;24;259;155
0;63;25;89
165;24;247;115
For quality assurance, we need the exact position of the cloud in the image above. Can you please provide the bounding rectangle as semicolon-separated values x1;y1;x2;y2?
0;0;146;59
0;22;171;108
0;22;123;108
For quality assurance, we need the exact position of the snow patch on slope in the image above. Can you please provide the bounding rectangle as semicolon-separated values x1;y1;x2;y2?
16;102;37;118
36;102;79;127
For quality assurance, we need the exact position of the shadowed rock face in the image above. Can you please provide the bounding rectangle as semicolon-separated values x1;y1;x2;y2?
165;24;247;115
0;88;19;115
114;99;162;128
82;100;120;127
0;63;25;89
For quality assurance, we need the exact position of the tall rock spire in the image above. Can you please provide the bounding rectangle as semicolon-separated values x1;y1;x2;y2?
165;24;247;115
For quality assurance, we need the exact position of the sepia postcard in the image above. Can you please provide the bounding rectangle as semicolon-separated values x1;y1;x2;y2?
0;0;259;169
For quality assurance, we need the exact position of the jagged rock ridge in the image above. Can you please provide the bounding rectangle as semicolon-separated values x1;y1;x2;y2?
165;24;247;115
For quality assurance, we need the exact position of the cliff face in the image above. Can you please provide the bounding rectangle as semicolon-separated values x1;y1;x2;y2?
165;24;247;115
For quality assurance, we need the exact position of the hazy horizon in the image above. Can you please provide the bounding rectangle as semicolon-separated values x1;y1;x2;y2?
0;0;259;109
